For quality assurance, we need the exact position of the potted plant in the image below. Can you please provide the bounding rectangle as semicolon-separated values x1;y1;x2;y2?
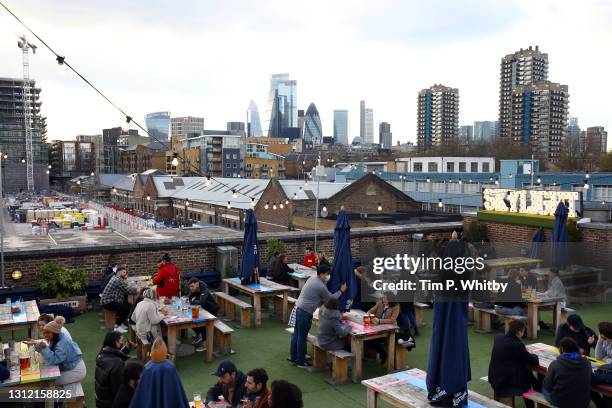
38;262;88;312
265;238;287;261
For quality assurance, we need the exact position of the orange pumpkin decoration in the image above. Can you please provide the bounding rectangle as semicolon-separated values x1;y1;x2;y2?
150;336;168;362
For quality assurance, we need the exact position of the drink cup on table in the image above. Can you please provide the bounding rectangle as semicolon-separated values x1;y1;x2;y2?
193;392;202;408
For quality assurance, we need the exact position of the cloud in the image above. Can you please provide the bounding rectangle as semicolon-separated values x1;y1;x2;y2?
0;0;610;150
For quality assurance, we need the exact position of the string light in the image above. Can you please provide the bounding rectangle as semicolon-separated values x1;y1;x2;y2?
279;203;284;209
76;180;81;185
494;178;499;186
426;178;431;183
227;201;231;209
458;178;462;185
146;195;151;201
112;186;117;193
322;204;327;213
285;199;289;205
232;189;237;199
264;202;269;210
21;158;25;164
185;199;190;207
272;203;277;210
583;179;589;190
536;177;541;184
586;170;590;179
251;198;255;207
438;199;443;208
377;203;382;211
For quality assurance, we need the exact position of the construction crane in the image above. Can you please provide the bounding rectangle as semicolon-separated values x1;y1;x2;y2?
17;35;36;192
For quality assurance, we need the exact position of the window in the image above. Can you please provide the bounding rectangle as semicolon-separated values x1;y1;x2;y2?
459;162;466;172
446;162;454;172
226;163;231;168
233;154;238;160
432;182;445;192
428;162;438;172
471;162;478;172
226;173;231;177
594;186;612;201
225;154;230;159
463;182;479;193
447;183;461;193
413;163;423;172
482;162;490;173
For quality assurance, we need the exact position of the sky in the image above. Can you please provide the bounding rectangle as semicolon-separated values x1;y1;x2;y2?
0;0;611;147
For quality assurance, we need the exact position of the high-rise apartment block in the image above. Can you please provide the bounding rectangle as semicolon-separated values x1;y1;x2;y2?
417;84;459;151
0;78;49;192
584;126;608;156
499;46;549;139
509;81;569;163
379;122;392;149
333;110;349;145
359;100;374;144
102;127;139;173
171;116;204;149
49;140;96;177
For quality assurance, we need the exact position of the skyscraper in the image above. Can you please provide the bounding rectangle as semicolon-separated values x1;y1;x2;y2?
499;46;549;139
359;100;374;144
247;100;263;136
379;122;392;149
171;116;204;148
585;126;607;156
417;84;459;151
473;121;498;141
459;125;473;141
265;74;297;137
145;111;171;142
0;78;48;192
303;103;322;148
333;110;348;144
509;80;568;163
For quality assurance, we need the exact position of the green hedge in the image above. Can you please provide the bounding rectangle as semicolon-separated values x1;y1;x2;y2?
476;210;581;241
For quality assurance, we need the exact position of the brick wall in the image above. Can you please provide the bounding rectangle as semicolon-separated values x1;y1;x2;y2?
5;222;462;288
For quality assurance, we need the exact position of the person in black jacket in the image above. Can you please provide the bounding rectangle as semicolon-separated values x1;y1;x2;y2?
95;331;135;408
518;267;538;290
269;254;292;285
187;278;219;351
494;269;526;316
112;362;143;408
554;314;597;356
205;360;247;407
488;320;539;408
0;363;9;382
542;337;592;408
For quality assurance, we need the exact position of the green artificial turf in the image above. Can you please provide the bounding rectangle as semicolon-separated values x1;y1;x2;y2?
4;303;611;407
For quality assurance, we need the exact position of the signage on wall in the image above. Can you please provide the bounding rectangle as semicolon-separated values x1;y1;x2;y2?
483;188;580;217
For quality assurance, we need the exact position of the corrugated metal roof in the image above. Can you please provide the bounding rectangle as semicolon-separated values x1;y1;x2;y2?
278;180;350;201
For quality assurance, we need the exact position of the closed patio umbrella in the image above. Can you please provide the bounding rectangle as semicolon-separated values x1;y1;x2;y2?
240;209;260;284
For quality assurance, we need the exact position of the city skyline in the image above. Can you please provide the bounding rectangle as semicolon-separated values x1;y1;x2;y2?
0;0;610;148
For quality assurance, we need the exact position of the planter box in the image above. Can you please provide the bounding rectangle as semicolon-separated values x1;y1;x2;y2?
39;295;88;313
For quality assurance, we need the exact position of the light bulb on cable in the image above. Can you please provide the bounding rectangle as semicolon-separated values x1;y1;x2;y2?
264;202;269;210
438;199;443;208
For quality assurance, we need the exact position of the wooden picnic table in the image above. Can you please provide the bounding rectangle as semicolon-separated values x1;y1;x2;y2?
0;342;61;408
160;300;217;363
287;263;317;289
526;342;612;398
222;277;293;327
313;308;398;383
362;368;508;408
524;294;563;340
0;301;40;339
484;257;544;281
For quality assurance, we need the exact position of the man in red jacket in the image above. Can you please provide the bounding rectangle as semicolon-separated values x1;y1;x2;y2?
303;246;317;269
153;254;180;298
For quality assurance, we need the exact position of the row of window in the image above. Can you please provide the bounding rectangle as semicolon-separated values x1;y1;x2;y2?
412;162;490;173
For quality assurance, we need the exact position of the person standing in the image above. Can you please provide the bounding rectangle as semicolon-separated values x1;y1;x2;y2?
303;246;317;269
100;266;138;332
542;337;592;408
289;264;347;368
153;254;181;298
488;320;539;407
95;331;133;408
187;278;218;351
111;363;143;408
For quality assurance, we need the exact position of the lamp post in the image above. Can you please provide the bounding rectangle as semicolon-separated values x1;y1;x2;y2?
314;154;322;253
0;153;6;288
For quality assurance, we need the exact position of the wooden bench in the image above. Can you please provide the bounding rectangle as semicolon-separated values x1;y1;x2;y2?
414;302;429;326
474;307;526;333
275;294;297;316
213;292;253;328
135;334;150;362
394;342;408;371
522;391;557;407
285;328;353;383
102;308;116;330
213;320;234;356
500;314;528;333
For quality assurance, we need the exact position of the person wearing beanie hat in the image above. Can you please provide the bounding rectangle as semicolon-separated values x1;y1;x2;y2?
35;316;87;400
555;313;597;355
131;287;166;358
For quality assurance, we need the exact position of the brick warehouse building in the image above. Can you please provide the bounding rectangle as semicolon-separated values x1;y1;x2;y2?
255;173;421;232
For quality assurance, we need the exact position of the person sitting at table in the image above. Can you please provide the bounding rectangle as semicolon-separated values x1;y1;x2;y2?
112;362;143;408
543;267;566;305
187;278;219;352
100;265;138;333
132;288;166;357
303;246;317;269
366;293;400;365
128;286;148;325
243;368;271;408
38;314;72;340
289;264;347;368
129;337;189;408
35;316;87;400
554;314;597;356
267;251;280;277
205;360;247;407
0;363;9;382
269;254;293;285
542;337;592;408
352;265;376;312
317;253;331;270
518;267;538;290
268;380;303;408
153;253;181;299
494;269;526;316
95;331;134;408
488;320;539;407
316;297;351;351
595;321;612;363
